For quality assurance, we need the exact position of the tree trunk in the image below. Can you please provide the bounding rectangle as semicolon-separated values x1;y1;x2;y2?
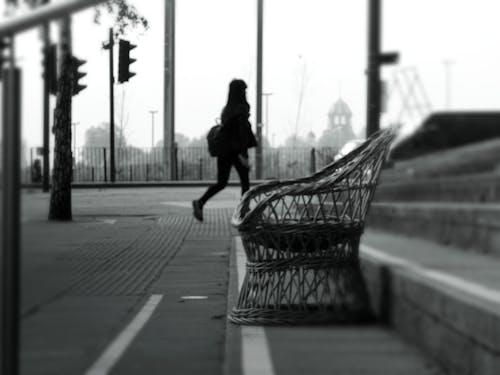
48;17;72;221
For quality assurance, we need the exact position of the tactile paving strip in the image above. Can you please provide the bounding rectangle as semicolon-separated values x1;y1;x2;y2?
55;208;236;297
68;216;193;296
189;208;236;238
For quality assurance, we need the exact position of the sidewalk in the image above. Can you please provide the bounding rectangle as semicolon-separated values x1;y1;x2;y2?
18;187;445;375
20;187;237;375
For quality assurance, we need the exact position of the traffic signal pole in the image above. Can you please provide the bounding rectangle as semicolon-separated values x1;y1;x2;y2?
366;0;399;137
106;28;116;182
366;0;381;137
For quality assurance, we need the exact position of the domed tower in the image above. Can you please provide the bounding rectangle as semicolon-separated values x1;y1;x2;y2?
318;98;357;149
328;98;353;129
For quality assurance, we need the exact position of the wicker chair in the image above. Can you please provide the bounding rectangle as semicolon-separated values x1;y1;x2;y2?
229;127;397;325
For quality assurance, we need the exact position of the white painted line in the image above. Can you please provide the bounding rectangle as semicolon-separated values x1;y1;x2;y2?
100;219;116;225
84;294;163;375
234;237;276;375
361;244;500;305
236;239;247;292
241;328;277;375
180;295;208;300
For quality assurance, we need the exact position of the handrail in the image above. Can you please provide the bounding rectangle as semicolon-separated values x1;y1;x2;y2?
0;0;108;38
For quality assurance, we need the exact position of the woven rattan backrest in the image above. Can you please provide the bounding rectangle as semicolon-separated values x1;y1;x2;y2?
234;128;396;229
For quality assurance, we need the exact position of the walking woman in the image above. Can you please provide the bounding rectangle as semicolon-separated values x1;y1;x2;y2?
192;79;257;222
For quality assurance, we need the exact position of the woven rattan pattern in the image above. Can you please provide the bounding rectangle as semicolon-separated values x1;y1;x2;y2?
229;128;397;325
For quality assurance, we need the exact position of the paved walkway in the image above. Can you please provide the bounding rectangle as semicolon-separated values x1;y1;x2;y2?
17;187;445;375
20;188;237;375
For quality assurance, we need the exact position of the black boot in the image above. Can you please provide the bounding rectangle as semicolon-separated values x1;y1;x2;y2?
192;199;203;222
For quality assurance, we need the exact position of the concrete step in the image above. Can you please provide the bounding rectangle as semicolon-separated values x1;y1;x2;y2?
360;230;500;375
375;172;500;203
384;137;500;182
367;201;500;258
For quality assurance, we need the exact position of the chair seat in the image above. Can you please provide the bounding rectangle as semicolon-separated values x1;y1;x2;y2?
241;221;363;253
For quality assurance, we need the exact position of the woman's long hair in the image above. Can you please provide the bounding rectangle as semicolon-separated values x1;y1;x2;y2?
221;79;250;123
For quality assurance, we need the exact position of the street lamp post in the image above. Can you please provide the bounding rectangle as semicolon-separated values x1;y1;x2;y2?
164;0;176;180
149;110;158;148
256;0;264;179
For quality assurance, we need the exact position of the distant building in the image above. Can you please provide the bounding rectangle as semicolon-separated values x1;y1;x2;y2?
328;98;352;128
317;98;356;149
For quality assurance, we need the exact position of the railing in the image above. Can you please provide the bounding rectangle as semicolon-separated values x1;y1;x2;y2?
22;146;339;184
1;2;115;374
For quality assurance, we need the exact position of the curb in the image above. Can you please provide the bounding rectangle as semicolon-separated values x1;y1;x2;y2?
360;244;500;375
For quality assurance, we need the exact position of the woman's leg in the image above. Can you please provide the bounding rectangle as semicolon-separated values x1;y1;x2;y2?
199;157;232;205
233;156;250;195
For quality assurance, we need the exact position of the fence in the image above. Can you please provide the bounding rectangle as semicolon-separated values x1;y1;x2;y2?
22;146;339;184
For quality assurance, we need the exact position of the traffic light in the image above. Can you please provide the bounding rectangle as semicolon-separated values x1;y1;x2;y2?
42;43;58;95
378;52;399;65
0;38;11;81
70;55;87;96
118;39;136;83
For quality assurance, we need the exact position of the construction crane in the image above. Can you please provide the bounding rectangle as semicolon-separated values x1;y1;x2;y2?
384;67;433;134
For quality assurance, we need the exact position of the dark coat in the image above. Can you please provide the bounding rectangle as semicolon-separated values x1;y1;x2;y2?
222;104;257;157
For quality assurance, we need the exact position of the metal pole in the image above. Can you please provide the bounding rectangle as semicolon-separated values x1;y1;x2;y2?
42;22;50;192
262;92;272;145
164;0;175;180
108;28;116;182
310;147;316;174
30;148;33;182
256;0;263;179
149;110;158;148
366;0;381;137
103;147;107;182
2;37;21;375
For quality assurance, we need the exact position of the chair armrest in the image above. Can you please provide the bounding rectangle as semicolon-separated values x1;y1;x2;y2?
232;179;304;227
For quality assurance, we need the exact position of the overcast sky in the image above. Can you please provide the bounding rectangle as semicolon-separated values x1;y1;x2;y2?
4;0;500;149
